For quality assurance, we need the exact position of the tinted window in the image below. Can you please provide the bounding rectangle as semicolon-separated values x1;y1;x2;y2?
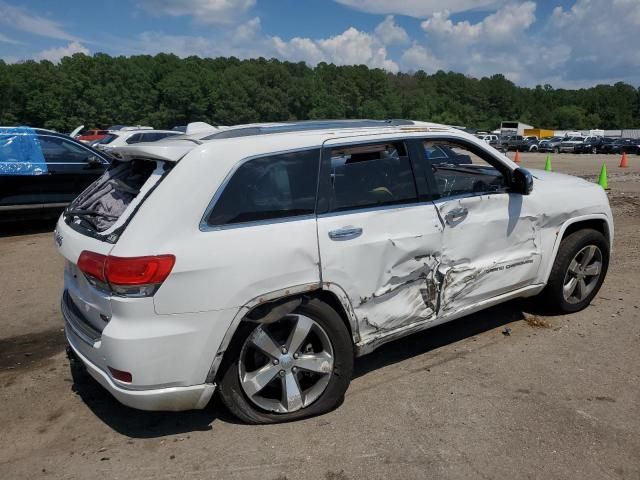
142;132;178;142
38;135;92;163
206;149;319;226
96;134;118;145
325;142;417;212
423;140;506;198
126;134;143;144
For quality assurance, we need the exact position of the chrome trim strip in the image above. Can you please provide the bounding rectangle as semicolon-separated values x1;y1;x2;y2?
0;202;68;211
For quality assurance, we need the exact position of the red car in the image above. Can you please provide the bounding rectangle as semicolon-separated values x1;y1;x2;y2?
76;129;109;143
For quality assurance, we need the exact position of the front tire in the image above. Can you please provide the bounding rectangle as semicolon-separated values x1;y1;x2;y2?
541;229;609;313
218;298;354;424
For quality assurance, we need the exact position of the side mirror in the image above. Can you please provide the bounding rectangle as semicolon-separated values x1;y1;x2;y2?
86;155;103;167
511;168;534;195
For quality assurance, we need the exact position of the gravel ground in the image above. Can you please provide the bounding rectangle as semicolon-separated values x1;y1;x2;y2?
0;152;639;480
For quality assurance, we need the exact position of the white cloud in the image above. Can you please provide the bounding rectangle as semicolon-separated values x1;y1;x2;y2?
400;43;444;72
335;0;506;17
140;0;256;24
233;16;261;43
547;0;640;83
36;41;89;63
0;31;22;44
374;15;409;45
0;1;81;41
421;2;536;45
400;2;552;84
271;27;399;72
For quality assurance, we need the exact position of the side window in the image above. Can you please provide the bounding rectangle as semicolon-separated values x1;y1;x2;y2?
0;133;47;174
423;140;507;198
126;134;143;144
38;135;92;163
206;149;319;226
325;142;417;212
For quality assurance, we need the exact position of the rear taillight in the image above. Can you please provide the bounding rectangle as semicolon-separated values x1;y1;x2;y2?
77;251;175;297
77;251;107;283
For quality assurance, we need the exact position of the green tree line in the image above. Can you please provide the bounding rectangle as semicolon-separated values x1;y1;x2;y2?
0;53;638;132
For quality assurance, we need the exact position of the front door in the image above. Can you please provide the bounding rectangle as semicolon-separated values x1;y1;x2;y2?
38;134;107;205
420;138;542;314
316;139;444;341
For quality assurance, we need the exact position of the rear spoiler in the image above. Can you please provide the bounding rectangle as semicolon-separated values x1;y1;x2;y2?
110;143;197;163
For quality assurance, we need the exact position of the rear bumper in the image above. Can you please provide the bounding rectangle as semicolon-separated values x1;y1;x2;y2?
65;324;216;411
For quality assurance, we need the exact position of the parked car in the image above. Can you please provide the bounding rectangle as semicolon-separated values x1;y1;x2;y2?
600;138;638;155
538;136;565;153
506;135;539;151
558;136;590;153
0;126;110;218
56;120;612;423
574;137;612;154
95;129;181;157
76;129;109;144
475;134;499;147
499;135;513;149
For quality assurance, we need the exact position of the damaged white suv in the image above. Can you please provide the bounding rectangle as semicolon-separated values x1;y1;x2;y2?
55;120;613;424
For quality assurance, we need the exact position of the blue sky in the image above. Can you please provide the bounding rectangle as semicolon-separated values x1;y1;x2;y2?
1;0;639;87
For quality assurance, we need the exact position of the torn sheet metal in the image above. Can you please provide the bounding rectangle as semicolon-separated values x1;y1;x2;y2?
356;252;441;332
435;193;542;313
319;164;613;351
317;205;444;340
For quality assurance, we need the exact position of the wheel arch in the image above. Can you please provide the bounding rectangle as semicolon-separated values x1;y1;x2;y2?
205;283;360;383
541;214;612;285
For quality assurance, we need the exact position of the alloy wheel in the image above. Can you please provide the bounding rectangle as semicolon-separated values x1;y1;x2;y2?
562;245;603;304
238;314;334;414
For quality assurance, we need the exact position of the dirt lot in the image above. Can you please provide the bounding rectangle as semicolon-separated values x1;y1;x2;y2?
1;152;639;480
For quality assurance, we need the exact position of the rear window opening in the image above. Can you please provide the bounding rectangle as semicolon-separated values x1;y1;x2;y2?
64;158;172;242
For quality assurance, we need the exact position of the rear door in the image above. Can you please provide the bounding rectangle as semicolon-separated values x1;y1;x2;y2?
316;138;444;340
38;134;108;205
420;137;542;314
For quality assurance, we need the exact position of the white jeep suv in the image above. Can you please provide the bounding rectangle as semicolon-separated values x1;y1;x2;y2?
55;120;613;424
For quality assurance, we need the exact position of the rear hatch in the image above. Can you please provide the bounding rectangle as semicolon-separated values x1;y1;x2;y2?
55;142;193;341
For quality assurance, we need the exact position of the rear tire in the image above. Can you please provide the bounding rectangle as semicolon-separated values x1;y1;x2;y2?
540;229;609;313
218;298;354;424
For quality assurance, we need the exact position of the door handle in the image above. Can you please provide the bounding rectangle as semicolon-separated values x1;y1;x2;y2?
444;207;468;226
328;226;363;241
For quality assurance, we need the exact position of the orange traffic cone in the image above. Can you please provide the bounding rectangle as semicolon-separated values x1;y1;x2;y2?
514;150;521;163
620;151;629;168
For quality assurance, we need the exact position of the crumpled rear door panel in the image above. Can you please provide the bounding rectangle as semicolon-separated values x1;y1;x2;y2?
317;204;443;340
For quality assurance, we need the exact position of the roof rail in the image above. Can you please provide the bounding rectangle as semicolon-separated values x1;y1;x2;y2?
200;119;417;141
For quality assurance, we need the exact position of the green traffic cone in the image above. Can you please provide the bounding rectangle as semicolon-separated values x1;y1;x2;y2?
598;163;608;190
544;154;552;172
